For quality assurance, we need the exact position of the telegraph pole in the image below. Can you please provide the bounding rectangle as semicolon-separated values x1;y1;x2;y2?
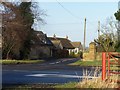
98;21;100;38
83;18;86;52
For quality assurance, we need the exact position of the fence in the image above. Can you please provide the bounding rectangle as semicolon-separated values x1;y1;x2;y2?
102;52;120;81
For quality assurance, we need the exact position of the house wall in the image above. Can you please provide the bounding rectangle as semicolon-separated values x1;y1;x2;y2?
74;48;79;54
68;48;80;55
68;49;73;55
58;43;63;49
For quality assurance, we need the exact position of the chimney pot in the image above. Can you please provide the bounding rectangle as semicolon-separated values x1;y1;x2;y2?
66;35;68;39
53;34;56;38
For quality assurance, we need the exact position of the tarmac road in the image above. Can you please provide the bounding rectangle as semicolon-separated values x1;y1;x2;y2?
2;58;101;86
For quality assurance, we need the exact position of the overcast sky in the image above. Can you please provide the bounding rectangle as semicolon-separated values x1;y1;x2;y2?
34;1;118;46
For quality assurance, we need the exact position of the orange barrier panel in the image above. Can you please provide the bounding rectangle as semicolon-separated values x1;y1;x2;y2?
102;52;106;81
102;52;120;81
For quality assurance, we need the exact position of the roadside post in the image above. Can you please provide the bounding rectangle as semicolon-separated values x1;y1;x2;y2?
102;52;106;81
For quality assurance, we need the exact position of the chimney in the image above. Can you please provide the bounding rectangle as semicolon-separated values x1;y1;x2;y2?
66;35;68;39
53;34;56;38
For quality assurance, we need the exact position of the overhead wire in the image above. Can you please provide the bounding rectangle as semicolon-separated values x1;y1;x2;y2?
56;0;81;20
46;0;98;33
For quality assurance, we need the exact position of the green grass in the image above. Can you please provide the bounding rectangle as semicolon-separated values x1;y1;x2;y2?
54;76;119;88
1;60;44;65
54;82;77;88
3;83;77;89
3;85;32;90
70;60;120;70
70;60;102;66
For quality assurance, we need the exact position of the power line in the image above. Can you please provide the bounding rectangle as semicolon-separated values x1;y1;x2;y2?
56;0;99;26
56;0;80;20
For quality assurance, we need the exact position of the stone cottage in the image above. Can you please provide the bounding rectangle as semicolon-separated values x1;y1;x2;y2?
29;31;53;59
49;34;74;50
48;35;75;58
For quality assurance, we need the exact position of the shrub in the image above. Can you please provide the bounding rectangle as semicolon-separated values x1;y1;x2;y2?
115;41;120;52
53;49;69;58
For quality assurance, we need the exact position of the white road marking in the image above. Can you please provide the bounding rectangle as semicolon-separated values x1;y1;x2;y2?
25;74;99;79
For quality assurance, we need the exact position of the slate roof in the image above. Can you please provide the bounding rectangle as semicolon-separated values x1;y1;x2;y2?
49;37;74;49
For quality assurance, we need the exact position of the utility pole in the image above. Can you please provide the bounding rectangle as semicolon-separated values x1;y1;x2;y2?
83;18;86;52
98;21;100;38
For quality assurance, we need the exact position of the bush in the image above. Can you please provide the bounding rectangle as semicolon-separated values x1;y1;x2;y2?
52;49;69;58
78;51;83;58
115;41;120;52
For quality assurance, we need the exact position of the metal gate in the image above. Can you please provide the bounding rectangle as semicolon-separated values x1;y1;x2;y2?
102;52;120;81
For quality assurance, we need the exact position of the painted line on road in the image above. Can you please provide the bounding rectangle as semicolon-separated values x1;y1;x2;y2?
25;74;99;79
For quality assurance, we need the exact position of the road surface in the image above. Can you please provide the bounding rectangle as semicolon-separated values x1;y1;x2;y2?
2;58;101;86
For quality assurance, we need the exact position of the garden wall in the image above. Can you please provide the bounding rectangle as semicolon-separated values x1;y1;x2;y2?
83;42;119;61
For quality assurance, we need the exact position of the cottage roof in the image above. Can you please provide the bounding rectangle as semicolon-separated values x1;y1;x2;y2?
49;37;74;49
51;40;61;49
32;31;53;46
71;42;82;48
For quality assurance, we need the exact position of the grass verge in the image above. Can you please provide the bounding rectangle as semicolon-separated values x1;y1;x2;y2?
1;60;44;65
3;84;56;90
54;67;120;89
69;60;102;66
76;75;120;88
70;60;120;70
54;82;77;88
54;76;119;88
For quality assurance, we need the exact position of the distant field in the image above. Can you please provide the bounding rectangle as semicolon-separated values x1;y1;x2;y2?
1;60;44;65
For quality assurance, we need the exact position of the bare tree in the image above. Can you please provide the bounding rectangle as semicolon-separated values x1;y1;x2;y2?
94;17;117;52
1;1;46;59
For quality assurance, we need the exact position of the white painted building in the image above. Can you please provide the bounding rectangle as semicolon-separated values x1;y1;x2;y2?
71;42;83;54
